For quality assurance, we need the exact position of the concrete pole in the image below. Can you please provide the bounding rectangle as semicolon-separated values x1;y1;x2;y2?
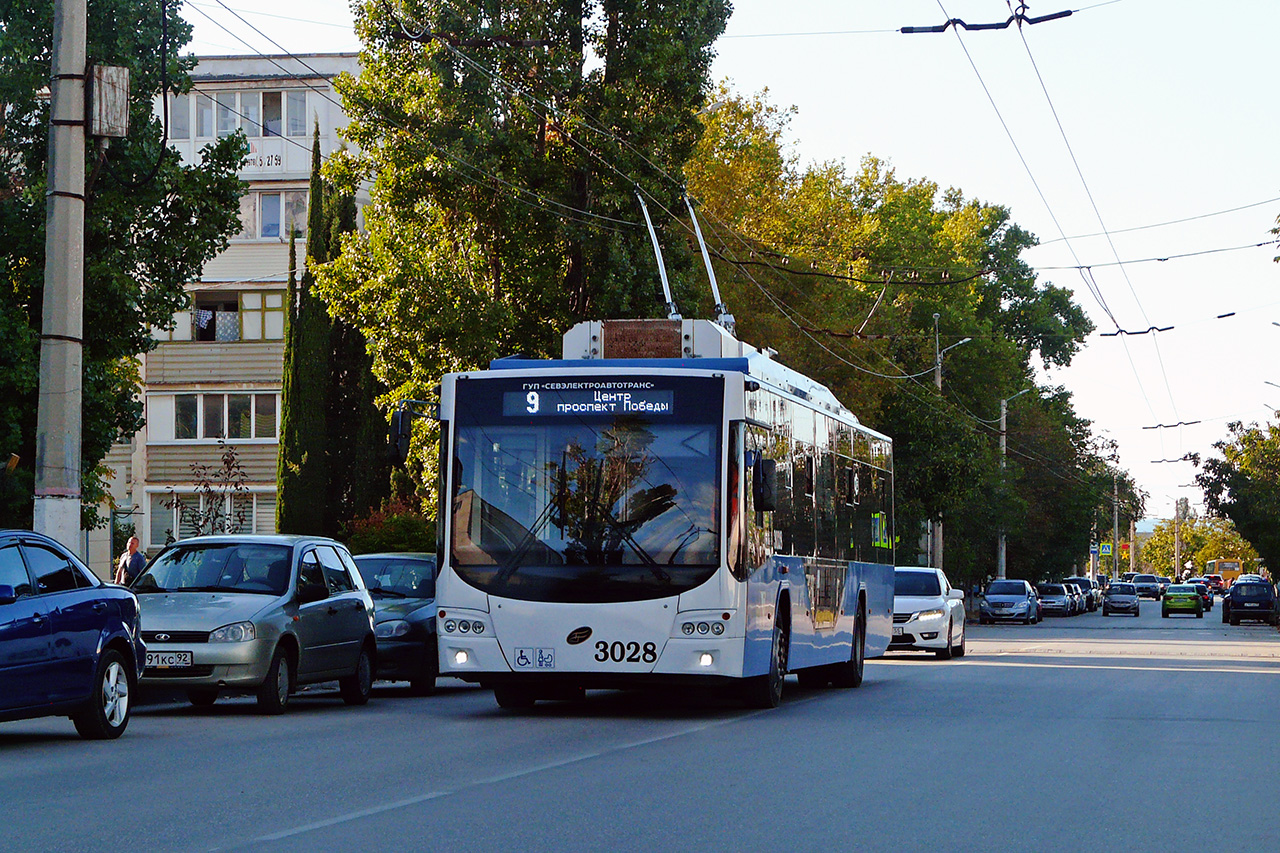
1129;518;1137;574
1173;501;1182;578
932;346;943;570
33;0;86;553
1111;473;1120;579
997;397;1008;579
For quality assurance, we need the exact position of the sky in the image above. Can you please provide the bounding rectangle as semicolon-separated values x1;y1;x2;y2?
182;0;1280;524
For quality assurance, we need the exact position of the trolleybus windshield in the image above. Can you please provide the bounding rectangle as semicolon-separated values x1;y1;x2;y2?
450;375;723;603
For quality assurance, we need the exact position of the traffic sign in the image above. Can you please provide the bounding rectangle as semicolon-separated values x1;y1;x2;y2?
1100;543;1112;556
1090;545;1099;556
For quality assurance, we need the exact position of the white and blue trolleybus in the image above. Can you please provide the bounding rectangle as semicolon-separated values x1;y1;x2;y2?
433;318;895;708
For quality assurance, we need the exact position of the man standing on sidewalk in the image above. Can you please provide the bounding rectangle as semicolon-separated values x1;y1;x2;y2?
114;536;146;585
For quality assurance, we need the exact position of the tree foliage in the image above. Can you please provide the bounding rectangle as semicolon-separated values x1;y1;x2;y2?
317;0;730;514
1140;513;1259;575
1197;419;1280;571
685;85;1135;585
0;0;244;528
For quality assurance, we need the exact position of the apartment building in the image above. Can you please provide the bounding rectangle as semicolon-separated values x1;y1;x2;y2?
91;54;360;575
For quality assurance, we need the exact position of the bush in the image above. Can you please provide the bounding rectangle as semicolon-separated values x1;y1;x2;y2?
342;497;436;555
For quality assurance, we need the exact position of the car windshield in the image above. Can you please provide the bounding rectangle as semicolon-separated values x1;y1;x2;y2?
1038;584;1064;596
895;572;941;597
354;556;436;599
135;542;292;595
1108;584;1136;595
986;581;1025;596
450;375;723;604
1134;574;1157;583
1167;585;1194;594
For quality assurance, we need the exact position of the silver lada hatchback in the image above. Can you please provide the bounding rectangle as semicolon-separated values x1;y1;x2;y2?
133;535;375;713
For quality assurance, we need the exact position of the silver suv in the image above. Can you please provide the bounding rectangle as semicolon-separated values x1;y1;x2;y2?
133;535;376;713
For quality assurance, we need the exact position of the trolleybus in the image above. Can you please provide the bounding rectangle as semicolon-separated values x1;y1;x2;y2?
428;318;895;709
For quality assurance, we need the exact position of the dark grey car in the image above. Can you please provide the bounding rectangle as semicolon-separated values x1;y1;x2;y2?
1102;582;1140;616
133;535;376;714
353;553;439;695
980;579;1040;624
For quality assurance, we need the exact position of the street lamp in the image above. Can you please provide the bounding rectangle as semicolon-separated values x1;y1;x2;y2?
996;388;1031;579
929;314;972;568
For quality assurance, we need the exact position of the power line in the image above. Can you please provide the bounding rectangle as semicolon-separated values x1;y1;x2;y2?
1034;196;1280;245
1035;239;1280;269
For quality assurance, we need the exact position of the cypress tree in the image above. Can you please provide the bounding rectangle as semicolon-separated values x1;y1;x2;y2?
276;127;332;533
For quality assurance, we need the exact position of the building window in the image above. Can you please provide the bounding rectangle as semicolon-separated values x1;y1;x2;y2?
240;292;286;340
196;93;214;138
171;93;190;139
241;91;261;136
255;190;308;240
287;91;307;136
149;491;277;547
194;296;240;342
216;92;237;137
263;92;283;137
172;393;278;441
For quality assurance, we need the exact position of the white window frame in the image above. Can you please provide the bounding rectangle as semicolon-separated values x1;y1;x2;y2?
156;392;281;445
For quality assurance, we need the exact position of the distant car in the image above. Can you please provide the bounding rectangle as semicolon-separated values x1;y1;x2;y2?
0;529;146;739
1204;574;1225;595
1060;580;1086;615
1222;580;1278;626
1157;577;1174;595
1121;572;1138;583
890;567;966;659
1162;584;1203;618
980;579;1040;625
1102;582;1140;617
133;535;376;713
1064;576;1100;611
1186;581;1213;611
352;553;439;695
1036;583;1072;617
1133;574;1162;599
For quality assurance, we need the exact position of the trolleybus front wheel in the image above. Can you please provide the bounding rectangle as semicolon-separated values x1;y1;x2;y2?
743;609;789;709
494;685;537;710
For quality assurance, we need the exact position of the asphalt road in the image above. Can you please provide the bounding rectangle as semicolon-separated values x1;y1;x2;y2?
4;598;1279;853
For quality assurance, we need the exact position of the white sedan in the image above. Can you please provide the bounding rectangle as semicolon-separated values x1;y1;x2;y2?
888;567;967;659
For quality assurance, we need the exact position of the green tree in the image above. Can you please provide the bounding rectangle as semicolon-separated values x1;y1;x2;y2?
317;0;731;514
0;0;244;528
1196;419;1280;571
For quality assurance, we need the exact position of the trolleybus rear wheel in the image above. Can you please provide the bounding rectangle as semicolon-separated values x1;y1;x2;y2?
830;605;865;688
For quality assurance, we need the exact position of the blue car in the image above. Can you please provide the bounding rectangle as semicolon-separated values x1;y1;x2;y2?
0;530;146;739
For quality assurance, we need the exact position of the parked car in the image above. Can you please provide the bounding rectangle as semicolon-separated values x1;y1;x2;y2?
1102;582;1140;617
1060;580;1086;615
352;552;438;694
1221;580;1279;626
1133;574;1162;599
980;579;1040;625
1157;576;1174;595
890;567;966;659
1036;583;1072;617
1162;584;1203;618
1120;572;1138;583
0;529;146;739
132;535;376;713
1063;576;1100;611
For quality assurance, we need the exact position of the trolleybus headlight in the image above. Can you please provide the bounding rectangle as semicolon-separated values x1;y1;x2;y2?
444;620;457;633
711;622;724;635
682;622;695;635
699;653;714;667
454;651;469;665
458;621;471;633
697;622;710;634
472;621;485;634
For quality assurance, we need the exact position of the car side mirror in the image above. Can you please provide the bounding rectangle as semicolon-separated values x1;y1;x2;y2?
0;584;14;605
297;582;328;604
948;589;964;601
754;458;777;512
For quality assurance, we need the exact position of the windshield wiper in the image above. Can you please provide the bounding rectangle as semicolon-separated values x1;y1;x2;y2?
370;588;407;599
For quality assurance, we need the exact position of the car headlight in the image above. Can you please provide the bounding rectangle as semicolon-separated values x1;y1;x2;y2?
209;621;256;643
915;609;945;621
375;619;411;639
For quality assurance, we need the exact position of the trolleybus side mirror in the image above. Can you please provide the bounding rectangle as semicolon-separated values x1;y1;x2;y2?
389;409;412;464
755;458;777;512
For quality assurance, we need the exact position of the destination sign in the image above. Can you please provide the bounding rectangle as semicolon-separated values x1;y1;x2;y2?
502;386;675;417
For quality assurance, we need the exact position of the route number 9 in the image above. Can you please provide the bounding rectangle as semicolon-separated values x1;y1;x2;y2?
526;391;539;414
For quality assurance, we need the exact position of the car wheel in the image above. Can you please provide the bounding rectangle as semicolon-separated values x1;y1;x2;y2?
1196;608;1203;619
409;637;439;697
1103;607;1109;616
1162;609;1169;618
830;606;866;689
936;622;954;660
494;685;537;710
72;649;132;740
1022;611;1032;625
953;624;966;658
980;616;990;625
187;689;218;707
256;646;293;715
1230;615;1240;626
744;608;790;707
340;644;374;706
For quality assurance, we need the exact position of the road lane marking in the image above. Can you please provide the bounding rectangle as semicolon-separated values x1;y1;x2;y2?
877;659;1280;674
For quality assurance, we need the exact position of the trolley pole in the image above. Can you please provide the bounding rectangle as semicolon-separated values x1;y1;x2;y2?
33;0;87;553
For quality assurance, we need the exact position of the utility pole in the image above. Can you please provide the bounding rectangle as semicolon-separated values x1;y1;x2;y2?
34;0;87;553
929;314;970;570
1129;518;1137;574
1112;472;1120;579
1173;499;1183;578
996;388;1029;579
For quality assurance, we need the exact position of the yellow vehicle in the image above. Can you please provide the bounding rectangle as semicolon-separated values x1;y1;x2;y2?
1207;559;1244;587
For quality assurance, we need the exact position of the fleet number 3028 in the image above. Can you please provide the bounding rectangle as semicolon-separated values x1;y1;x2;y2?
594;641;658;663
